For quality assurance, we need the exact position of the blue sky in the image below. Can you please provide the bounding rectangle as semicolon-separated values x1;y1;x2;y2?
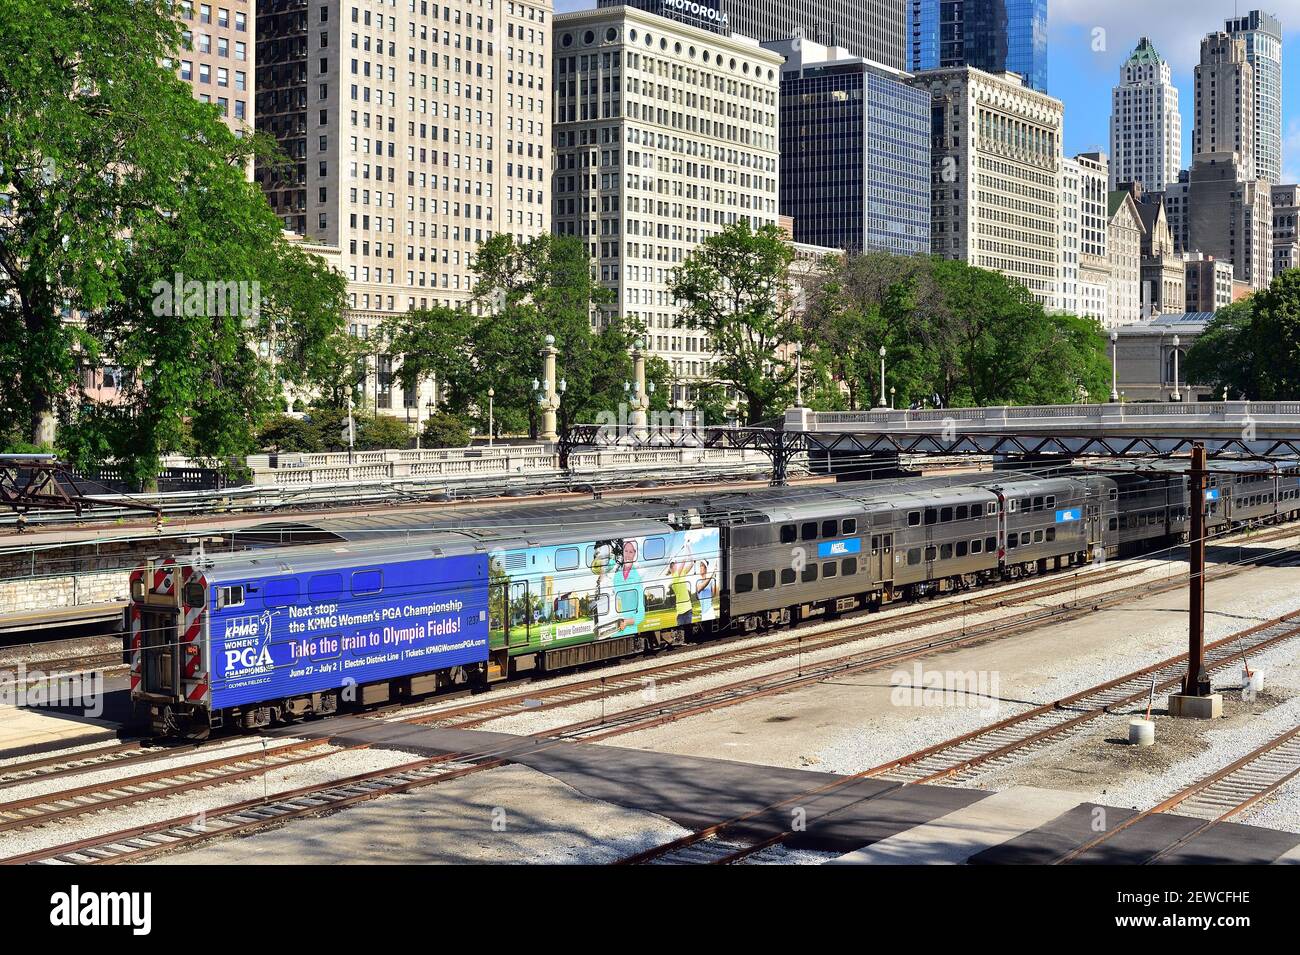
554;0;1300;180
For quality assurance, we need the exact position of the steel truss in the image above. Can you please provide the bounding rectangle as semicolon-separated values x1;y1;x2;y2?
0;455;160;519
559;425;1300;486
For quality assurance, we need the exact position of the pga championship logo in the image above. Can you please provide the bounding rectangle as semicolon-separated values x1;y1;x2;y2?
222;611;275;678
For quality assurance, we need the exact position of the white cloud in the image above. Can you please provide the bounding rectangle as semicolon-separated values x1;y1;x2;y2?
1052;0;1300;74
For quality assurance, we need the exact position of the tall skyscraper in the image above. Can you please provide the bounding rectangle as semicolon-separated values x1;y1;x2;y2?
256;0;552;321
174;0;255;135
552;5;782;394
1192;32;1255;173
910;0;1048;92
602;0;908;72
1225;10;1282;185
915;65;1062;307
1188;31;1272;290
768;38;930;255
1109;37;1180;192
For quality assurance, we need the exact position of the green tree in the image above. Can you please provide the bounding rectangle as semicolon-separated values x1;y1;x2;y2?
1185;272;1300;401
1185;298;1255;399
669;220;798;424
0;0;345;483
421;411;472;449
385;233;637;437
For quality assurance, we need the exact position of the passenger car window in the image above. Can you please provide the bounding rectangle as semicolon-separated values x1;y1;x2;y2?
780;525;796;544
801;522;818;541
821;519;838;538
841;558;856;576
555;548;580;572
351;570;382;596
842;518;857;534
908;511;921;527
735;573;754;594
758;570;776;590
780;568;796;585
642;537;666;561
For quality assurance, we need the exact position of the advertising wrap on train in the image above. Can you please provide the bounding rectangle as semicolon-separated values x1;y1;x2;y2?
207;553;490;709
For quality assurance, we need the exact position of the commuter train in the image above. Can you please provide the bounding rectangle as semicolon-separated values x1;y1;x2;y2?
130;463;1300;736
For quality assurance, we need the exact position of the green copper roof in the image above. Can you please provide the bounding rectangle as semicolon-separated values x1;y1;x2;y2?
1126;37;1165;66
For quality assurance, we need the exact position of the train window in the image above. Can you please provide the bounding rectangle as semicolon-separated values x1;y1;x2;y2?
971;539;983;554
1109;518;1118;531
822;519;838;538
1046;528;1056;542
308;574;342;602
781;568;796;585
956;505;968;520
802;564;818;583
594;594;611;617
883;534;892;548
924;508;938;526
1109;488;1118;501
758;570;776;590
986;537;997;552
940;507;953;522
843;518;857;534
1007;535;1018;550
585;546;595;566
822;561;838;579
908;511;921;527
642;538;666;561
842;558;857;576
555;547;580;572
971;503;983;518
1008;499;1018;513
264;578;299;609
801;522;818;541
956;541;968;558
1021;498;1033;512
351;570;382;596
924;545;937;562
907;548;922;566
1045;496;1055;509
218;585;245;609
780;525;796;544
735;574;754;594
871;535;880;555
1021;532;1031;545
940;543;953;559
616;589;638;612
1033;530;1044;543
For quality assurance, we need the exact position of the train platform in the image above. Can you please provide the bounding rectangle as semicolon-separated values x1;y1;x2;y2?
252;718;1300;865
0;704;117;759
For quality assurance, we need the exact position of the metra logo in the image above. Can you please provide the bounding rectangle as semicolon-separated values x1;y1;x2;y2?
818;538;862;558
1055;508;1081;523
222;611;274;676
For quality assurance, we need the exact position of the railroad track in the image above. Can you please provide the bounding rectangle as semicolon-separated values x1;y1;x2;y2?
616;611;1300;865
1056;724;1300;864
5;525;1296;865
0;739;338;835
400;562;1148;730
2;753;502;865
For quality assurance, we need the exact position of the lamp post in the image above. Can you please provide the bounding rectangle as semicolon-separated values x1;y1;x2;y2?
1171;334;1182;402
487;387;494;447
878;345;887;408
626;339;650;436
889;386;895;409
1109;329;1119;402
536;334;561;442
794;343;803;407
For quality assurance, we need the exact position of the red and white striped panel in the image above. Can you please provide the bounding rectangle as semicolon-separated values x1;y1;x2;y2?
179;567;210;705
128;568;144;694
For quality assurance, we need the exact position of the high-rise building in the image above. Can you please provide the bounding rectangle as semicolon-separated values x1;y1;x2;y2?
174;0;255;135
552;5;782;395
1188;155;1273;290
1225;10;1282;185
602;0;908;72
1107;190;1144;327
1272;183;1300;275
1193;32;1255;175
1075;152;1111;323
256;0;551;310
910;0;1048;92
767;38;930;255
1109;37;1180;193
1152;170;1190;254
1060;157;1081;316
916;65;1062;308
255;0;553;419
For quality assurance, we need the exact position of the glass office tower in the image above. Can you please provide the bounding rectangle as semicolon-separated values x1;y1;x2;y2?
911;0;1048;92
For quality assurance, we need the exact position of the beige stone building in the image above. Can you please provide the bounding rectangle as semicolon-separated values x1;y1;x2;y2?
255;0;553;423
1106;190;1144;328
175;0;255;134
915;66;1063;310
1075;152;1110;323
1183;252;1234;312
550;5;782;400
1121;183;1185;318
1272;183;1300;276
